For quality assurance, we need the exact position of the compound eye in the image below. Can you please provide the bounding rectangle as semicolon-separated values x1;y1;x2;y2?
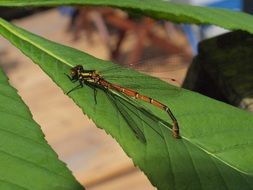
76;65;84;71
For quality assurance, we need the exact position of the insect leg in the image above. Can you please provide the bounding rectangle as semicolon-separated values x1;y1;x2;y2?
93;88;98;104
66;81;83;95
82;82;98;104
64;73;76;81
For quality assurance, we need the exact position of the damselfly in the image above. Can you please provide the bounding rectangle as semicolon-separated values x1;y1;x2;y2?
66;65;180;142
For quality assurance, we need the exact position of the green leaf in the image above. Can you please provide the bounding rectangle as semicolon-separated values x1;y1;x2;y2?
0;18;253;190
1;0;253;34
0;67;84;189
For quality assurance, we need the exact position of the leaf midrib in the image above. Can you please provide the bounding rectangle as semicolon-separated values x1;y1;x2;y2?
0;18;73;67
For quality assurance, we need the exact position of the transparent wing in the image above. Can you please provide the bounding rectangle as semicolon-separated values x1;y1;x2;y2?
105;89;167;143
100;53;190;74
106;90;146;143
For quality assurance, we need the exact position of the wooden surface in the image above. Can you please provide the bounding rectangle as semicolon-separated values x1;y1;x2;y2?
0;9;189;189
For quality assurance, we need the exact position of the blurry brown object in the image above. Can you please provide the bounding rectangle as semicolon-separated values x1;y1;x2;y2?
68;7;192;65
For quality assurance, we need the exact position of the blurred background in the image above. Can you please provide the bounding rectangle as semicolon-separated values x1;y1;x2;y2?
0;0;252;189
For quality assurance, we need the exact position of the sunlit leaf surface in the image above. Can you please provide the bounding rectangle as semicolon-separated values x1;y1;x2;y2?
0;18;253;190
0;67;84;190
